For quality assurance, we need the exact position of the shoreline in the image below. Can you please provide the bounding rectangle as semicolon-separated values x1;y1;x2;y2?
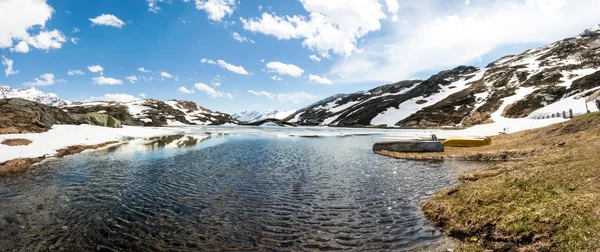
376;112;600;250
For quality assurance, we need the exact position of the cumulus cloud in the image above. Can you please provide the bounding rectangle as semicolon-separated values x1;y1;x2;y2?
126;75;138;83
194;83;232;99
71;37;79;44
330;0;600;83
0;0;54;49
241;0;387;57
137;67;151;73
178;86;195;94
11;29;67;53
248;90;275;99
68;69;85;75
218;60;249;75
88;93;139;102
147;0;167;13
24;73;55;86
266;61;304;77
89;14;125;28
385;0;399;14
309;54;322;62
13;41;30;53
232;32;255;43
88;65;104;74
93;76;123;85
160;71;173;79
309;74;333;84
196;0;236;22
2;56;18;77
277;91;316;104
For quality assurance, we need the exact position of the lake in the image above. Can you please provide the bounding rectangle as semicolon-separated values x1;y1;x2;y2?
0;129;467;251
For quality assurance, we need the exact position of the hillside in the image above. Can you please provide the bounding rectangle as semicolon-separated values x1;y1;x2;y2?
232;110;296;123
285;24;600;128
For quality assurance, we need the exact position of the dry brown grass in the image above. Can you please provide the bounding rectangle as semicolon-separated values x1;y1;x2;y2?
1;138;32;146
379;112;600;251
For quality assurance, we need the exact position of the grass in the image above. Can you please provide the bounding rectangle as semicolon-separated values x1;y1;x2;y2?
379;112;600;251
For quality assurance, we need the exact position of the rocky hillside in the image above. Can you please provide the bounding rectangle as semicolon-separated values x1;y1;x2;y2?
0;85;67;107
285;24;600;128
0;98;74;134
232;110;296;123
64;99;237;126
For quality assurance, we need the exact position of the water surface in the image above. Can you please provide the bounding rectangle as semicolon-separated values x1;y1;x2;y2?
0;134;462;251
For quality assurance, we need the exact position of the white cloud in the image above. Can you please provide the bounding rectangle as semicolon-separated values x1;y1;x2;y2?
160;71;173;79
72;27;81;33
465;0;471;6
0;0;54;49
2;56;18;77
385;0;399;14
331;0;600;83
201;58;217;64
309;54;321;62
22;30;67;51
271;76;282;81
89;14;125;28
88;65;104;74
241;0;387;57
178;86;195;94
266;61;304;77
212;76;221;86
24;73;55;86
139;93;148;98
232;32;255;43
93;76;123;85
126;75;138;83
71;37;79;44
196;0;236;22
248;90;275;99
13;41;30;53
278;91;316;104
88;93;139;102
137;67;151;73
194;83;233;99
147;0;166;13
218;60;249;75
68;69;85;76
309;74;333;84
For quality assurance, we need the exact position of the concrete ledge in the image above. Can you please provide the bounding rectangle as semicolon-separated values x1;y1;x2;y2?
373;141;444;153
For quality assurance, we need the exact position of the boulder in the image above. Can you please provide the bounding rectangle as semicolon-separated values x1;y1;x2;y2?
373;141;444;153
0;98;74;134
71;113;122;128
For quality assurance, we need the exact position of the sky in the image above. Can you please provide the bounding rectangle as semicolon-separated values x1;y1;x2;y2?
1;0;599;114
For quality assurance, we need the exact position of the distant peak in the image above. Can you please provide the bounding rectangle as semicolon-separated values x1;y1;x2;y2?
580;23;600;37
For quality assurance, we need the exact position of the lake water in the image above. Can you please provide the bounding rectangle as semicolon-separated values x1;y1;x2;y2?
0;131;467;251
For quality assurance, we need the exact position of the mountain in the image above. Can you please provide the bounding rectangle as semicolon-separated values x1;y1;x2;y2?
285;24;600;128
0;85;67;107
232;110;296;123
64;99;238;126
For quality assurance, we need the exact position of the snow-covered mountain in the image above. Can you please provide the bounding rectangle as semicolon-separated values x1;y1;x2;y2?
0;85;67;107
232;110;296;123
284;23;600;128
64;99;238;126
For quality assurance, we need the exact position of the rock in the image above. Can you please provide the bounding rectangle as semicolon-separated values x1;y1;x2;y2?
0;98;74;134
372;141;444;153
70;113;122;128
63;104;144;126
1;138;32;146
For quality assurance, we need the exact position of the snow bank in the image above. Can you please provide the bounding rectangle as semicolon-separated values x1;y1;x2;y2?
0;125;179;163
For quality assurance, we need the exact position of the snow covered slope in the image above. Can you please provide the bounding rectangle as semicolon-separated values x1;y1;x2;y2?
285;23;600;128
232;110;296;123
64;99;237;126
0;85;67;107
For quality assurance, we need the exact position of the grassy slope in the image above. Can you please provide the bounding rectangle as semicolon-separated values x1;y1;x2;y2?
381;113;600;251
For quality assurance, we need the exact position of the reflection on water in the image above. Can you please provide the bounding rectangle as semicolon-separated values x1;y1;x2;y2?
0;135;460;251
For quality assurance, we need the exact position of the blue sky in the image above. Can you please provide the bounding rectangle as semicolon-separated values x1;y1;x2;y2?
1;0;599;113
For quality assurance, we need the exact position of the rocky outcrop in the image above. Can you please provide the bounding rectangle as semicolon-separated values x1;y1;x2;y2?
0;98;74;134
63;103;145;126
70;113;122;128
